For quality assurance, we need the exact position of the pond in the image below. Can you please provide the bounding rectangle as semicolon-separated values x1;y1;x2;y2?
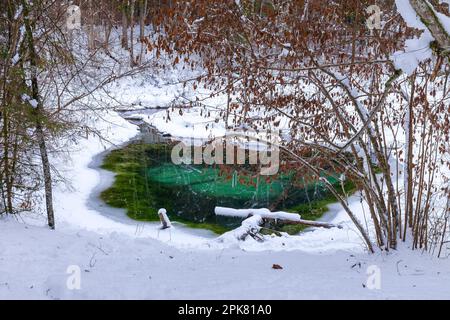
100;130;354;235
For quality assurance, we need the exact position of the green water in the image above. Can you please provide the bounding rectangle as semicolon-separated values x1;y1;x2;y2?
101;142;346;234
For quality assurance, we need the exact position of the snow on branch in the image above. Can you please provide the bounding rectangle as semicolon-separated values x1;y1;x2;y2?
232;215;264;241
215;207;342;242
409;0;450;50
215;207;302;222
394;0;450;74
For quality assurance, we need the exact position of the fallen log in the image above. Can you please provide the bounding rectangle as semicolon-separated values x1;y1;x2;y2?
282;219;343;229
233;215;265;241
215;207;342;231
215;207;302;221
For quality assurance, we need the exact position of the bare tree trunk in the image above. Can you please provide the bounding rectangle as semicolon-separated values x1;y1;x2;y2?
129;0;136;66
88;0;95;51
122;0;129;49
1;5;20;215
138;0;148;64
403;73;416;239
1;82;13;214
139;0;147;41
2;111;13;214
35;119;55;229
104;1;114;51
438;198;450;258
22;0;55;229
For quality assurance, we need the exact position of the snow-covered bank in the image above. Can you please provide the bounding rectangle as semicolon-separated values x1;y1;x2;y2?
49;108;371;253
12;105;213;248
2;105;449;300
1;219;450;300
46;110;218;248
9;61;367;253
10;25;375;254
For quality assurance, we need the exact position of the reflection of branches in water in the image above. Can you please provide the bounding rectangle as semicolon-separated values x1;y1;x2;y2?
117;142;347;229
183;165;202;174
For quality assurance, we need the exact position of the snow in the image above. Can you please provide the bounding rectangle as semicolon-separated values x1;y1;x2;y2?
393;0;434;75
21;94;38;108
433;6;450;38
139;103;228;141
28;99;38;108
215;207;302;222
21;93;31;102
158;208;172;228
2;218;450;299
14;5;23;20
225;214;264;241
11;53;20;65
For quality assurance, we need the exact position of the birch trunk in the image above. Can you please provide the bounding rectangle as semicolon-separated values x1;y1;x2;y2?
22;0;55;229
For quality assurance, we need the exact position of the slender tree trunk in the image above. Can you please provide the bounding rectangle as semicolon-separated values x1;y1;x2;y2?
2;108;13;214
129;0;136;66
35;120;55;229
122;0;129;49
88;0;95;51
139;0;147;41
404;74;416;239
138;0;148;65
1;3;19;215
22;0;55;229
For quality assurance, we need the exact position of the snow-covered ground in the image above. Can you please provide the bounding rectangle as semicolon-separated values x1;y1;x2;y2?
1;106;449;300
3;217;450;300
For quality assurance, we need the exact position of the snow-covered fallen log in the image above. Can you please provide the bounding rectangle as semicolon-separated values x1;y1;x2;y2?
215;207;302;222
215;207;342;233
233;215;264;241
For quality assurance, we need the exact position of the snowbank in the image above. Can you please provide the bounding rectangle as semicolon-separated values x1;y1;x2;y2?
2;218;450;300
